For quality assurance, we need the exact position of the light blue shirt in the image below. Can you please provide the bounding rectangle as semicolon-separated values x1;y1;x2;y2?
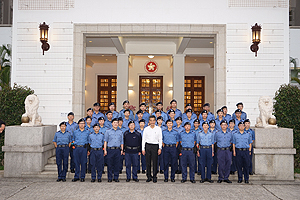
66;121;78;135
223;114;232;122
73;129;90;145
182;118;195;129
245;128;255;141
85;125;93;133
119;109;135;120
199;112;214;122
53;130;72;145
232;111;247;121
92;111;104;126
200;119;210;130
152;111;168;122
89;132;104;148
214;130;233;148
162;129;179;145
174;125;185;134
233;131;252;149
197;130;214;146
122;118;131;130
182;112;197;121
104;119;112;129
215;117;224;131
135;111;150;122
99;126;107;135
137;128;145;137
168;109;182;120
179;131;197;148
118;126;127;134
234;118;242;130
104;128;124;147
105;111;119;120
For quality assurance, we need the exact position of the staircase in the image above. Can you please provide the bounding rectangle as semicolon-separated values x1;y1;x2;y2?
21;156;276;181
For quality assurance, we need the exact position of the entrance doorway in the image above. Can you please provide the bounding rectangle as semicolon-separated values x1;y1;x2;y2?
184;76;205;116
139;76;163;113
97;75;117;113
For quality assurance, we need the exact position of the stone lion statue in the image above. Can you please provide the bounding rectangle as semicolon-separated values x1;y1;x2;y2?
21;94;42;127
255;96;277;128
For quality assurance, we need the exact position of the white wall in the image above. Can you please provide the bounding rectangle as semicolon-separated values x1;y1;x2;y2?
85;63;117;112
185;63;215;114
128;57;173;114
0;26;12;46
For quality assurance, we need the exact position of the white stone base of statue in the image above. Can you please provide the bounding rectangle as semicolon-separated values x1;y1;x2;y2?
2;125;56;177
253;127;296;180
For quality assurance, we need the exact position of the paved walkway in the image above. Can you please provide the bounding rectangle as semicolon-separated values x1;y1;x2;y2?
0;176;300;200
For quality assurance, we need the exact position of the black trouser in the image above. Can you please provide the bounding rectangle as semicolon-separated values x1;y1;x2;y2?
145;143;159;179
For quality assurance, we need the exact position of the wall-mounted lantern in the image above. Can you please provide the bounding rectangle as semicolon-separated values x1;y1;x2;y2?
39;22;50;55
250;23;262;57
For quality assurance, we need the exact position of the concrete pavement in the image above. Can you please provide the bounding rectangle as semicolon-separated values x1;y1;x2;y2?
0;175;299;200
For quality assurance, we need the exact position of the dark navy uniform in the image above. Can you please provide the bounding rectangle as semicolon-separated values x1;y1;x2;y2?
245;127;255;174
124;128;142;181
66;119;78;172
53;124;72;181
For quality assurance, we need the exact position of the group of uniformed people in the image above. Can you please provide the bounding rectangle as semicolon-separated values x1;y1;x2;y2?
53;100;255;183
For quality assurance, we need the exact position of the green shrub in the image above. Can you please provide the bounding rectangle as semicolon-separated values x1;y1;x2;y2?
0;83;34;126
274;84;300;167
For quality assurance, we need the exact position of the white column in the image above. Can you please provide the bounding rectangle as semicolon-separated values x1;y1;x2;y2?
117;54;129;111
172;54;185;112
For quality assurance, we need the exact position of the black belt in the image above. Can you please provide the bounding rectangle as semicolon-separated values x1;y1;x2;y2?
165;144;176;147
126;146;139;150
57;144;68;147
92;148;102;151
75;145;85;147
200;145;212;149
146;143;158;145
237;148;248;151
108;147;120;149
182;148;193;151
218;147;230;150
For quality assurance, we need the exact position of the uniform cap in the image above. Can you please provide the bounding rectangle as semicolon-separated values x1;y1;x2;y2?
168;109;175;114
136;110;143;115
139;119;145;123
236;102;243;107
155;110;161;114
93;123;100;128
229;119;235;124
203;103;210;107
109;102;115;107
87;108;93;112
202;121;209;126
67;112;74;116
216;109;223;114
184;122;191;126
244;119;250;123
139;102;146;107
112;118;119;123
221;106;227;110
59;121;67;126
201;110;208;114
185;103;192;108
93;102;100;107
220;120;228;125
166;119;173;124
106;110;112;115
157;116;163;120
128;120;135;126
194;119;200;124
156;102;163;106
98;117;105;121
124;109;130;113
185;109;192;114
78;118;85;124
118;117;123;121
170;99;177;104
238;121;245;126
123;100;130;105
175;116;182;121
235;109;242;113
209;120;216;124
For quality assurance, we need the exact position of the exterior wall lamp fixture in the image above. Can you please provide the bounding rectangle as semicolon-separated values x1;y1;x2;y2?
39;22;50;55
250;23;261;57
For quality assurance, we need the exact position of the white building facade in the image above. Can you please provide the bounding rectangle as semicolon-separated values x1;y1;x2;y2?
11;0;290;125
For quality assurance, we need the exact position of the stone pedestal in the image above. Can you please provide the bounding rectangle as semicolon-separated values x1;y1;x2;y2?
254;128;296;180
2;125;56;177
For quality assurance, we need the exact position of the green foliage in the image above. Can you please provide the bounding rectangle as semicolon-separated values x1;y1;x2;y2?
0;44;11;87
274;84;300;167
0;83;34;126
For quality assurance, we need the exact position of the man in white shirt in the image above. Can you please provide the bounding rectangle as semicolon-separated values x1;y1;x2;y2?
142;115;162;183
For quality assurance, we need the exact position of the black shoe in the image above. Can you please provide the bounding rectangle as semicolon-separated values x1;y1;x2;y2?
91;179;95;182
137;170;140;174
98;179;102;182
197;172;201;175
88;170;91;174
238;180;242;183
71;169;75;173
249;172;254;175
200;179;205;183
195;171;197;174
245;180;249;184
230;171;235;175
126;179;130;182
62;179;66;182
211;171;217;174
207;179;214;183
72;178;79;182
142;170;146;174
119;170;122;174
190;180;196;183
146;178;152;182
181;179;186;183
56;179;61;182
171;179;175;182
102;171;105;174
153;178;157;183
205;178;208;181
175;170;179;174
224;180;232;183
114;179;119;182
133;179;139;182
160;170;164;174
80;178;85;182
217;180;222;183
178;170;182;174
108;179;112;182
164;179;168;182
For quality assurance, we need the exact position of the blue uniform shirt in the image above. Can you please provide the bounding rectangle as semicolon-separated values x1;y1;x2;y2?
99;125;108;135
234;118;243;130
168;108;182;120
137;127;145;137
174;125;185;134
182;118;195;130
105;111;119;121
215;117;224;131
135;111;150;122
53;130;72;145
209;128;218;141
233;131;252;148
182;112;197;121
245;128;255;141
223;114;232;122
152;111;168;122
66;121;78;135
122;118;131;130
162;128;179;145
85;124;93;133
104;128;124;147
104;119;112;129
157;124;167;132
118;126;127;134
197;130;214;146
200;119;210;130
89;132;104;148
119;109;135;120
73;129;90;145
232;111;247;121
227;127;237;134
179;131;197;148
92;111;104;126
214;130;233;148
199;112;214;122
